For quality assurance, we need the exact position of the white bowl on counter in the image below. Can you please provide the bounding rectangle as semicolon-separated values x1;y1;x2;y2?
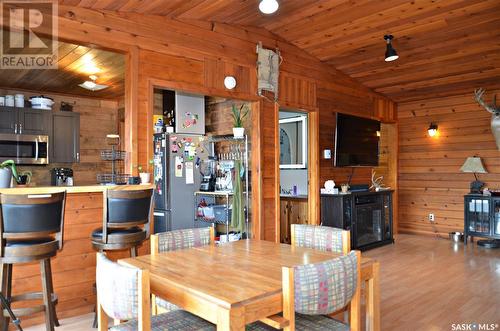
29;96;54;110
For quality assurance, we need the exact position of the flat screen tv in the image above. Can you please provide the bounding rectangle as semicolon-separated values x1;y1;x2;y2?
334;113;380;167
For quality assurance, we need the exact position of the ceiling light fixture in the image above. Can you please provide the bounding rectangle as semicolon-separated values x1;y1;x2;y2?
428;123;438;137
259;0;279;14
79;75;108;91
224;76;237;90
384;35;399;62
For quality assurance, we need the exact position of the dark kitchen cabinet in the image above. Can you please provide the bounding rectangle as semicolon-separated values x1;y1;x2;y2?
0;107;16;133
0;106;51;135
51;112;80;163
321;190;394;250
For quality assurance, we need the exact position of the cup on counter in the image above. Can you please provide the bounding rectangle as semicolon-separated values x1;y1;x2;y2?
5;95;14;107
341;184;350;194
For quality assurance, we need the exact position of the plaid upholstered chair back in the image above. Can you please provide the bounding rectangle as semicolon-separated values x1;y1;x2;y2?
96;253;140;321
293;251;358;315
154;227;213;253
292;224;349;254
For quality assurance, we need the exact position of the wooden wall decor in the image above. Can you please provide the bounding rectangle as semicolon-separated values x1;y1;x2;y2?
398;90;500;237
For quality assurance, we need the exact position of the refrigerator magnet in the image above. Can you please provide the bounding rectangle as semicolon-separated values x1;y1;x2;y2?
171;144;178;153
175;156;183;177
185;162;194;184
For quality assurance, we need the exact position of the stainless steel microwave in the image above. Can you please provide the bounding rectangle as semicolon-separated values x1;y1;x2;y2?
0;134;49;165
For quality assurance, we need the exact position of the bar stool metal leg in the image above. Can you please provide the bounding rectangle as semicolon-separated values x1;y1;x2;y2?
44;260;60;327
41;259;55;331
0;264;9;331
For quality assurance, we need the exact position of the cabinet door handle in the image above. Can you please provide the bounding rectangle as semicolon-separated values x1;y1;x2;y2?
14;123;18;134
35;137;39;160
19;123;22;134
76;152;80;162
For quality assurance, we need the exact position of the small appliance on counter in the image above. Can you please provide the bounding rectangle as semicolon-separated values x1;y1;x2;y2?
199;157;216;192
51;168;74;186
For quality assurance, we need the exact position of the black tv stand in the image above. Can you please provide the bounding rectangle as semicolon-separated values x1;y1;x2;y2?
320;190;394;250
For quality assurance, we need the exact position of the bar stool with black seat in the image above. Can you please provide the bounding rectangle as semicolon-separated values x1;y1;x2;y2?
90;188;154;256
0;191;66;331
90;187;153;328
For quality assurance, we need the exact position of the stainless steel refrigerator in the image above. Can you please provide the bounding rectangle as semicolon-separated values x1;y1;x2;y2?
153;133;206;233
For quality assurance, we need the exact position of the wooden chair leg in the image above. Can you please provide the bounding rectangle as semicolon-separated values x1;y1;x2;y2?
45;260;60;327
130;246;138;257
41;259;55;331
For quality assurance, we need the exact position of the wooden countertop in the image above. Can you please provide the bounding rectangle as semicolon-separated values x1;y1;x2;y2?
0;184;154;194
280;194;308;200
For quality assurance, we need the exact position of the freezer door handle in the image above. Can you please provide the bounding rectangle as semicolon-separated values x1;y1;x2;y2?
154;210;171;216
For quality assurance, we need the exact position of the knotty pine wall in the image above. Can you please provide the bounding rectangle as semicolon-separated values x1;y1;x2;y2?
398;91;500;236
21;6;396;241
0;88;121;186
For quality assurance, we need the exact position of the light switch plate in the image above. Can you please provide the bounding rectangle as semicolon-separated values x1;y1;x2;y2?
323;149;332;159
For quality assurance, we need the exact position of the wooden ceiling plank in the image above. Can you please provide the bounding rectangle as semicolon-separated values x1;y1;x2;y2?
262;0;351;31
294;0;464;49
272;0;409;41
308;0;499;59
354;46;500;84
333;23;500;75
327;14;500;73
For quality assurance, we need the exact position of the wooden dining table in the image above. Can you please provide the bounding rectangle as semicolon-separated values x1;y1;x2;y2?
119;240;380;331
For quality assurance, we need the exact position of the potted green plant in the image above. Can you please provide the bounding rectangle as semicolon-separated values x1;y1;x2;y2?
231;104;249;138
137;160;154;184
0;160;32;188
0;160;15;188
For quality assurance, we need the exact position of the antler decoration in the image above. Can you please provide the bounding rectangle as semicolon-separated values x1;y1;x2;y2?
370;170;385;191
474;88;500;115
474;88;500;150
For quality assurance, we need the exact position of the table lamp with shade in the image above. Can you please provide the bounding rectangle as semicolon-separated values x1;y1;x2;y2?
460;157;488;193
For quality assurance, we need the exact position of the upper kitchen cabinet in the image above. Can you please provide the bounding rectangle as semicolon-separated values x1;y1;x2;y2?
0;106;51;135
0;107;16;133
51;112;80;163
18;108;51;135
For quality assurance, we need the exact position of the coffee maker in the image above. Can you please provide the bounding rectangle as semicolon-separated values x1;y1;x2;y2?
51;168;74;186
199;158;216;192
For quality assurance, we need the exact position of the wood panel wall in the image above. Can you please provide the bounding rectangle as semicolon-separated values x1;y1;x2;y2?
0;88;121;186
5;5;396;239
318;106;397;187
398;90;500;237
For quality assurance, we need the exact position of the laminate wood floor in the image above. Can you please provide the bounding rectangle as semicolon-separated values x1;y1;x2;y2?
24;234;500;331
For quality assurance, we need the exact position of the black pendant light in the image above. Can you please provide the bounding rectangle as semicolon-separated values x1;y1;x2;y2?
384;35;399;62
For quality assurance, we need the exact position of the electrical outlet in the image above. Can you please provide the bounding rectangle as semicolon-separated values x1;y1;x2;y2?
428;213;435;222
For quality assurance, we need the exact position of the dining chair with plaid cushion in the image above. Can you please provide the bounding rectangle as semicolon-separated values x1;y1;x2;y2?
96;252;214;331
248;250;361;331
291;224;350;254
150;227;215;314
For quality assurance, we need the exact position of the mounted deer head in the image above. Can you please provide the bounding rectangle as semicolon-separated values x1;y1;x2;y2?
474;88;500;150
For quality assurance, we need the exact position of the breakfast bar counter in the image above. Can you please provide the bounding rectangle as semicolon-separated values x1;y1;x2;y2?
0;184;153;328
0;184;153;194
